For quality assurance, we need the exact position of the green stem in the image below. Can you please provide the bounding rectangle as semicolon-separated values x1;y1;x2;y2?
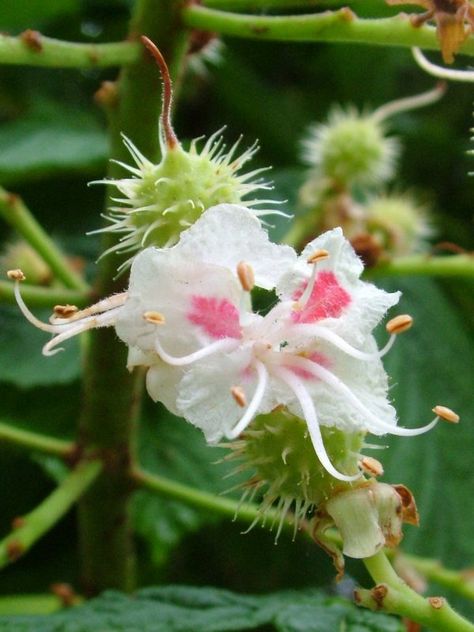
0;188;89;291
133;467;302;537
76;0;190;596
360;551;474;632
0;280;90;308
400;553;474;602
0;34;140;68
202;0;337;10
0;420;74;458
367;254;474;279
0;460;101;570
182;5;474;55
0;594;68;616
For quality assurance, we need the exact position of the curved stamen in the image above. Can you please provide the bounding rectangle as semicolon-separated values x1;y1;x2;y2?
286;355;439;437
274;367;360;482
50;293;127;324
155;337;239;367
227;361;268;439
43;307;122;356
372;81;446;123
13;281;75;334
412;47;474;83
292;324;395;361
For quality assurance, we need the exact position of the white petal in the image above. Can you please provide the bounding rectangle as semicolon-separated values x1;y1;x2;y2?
176;348;256;442
145;361;184;417
175;204;296;290
286;336;397;435
116;248;242;356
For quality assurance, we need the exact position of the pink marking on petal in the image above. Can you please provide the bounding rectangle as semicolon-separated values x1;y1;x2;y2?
188;295;241;339
292;271;351;324
285;352;331;380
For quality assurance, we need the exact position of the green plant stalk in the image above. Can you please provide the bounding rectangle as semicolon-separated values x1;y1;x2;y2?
182;4;474;55
400;554;474;602
361;551;474;632
0;594;71;616
367;254;474;279
0;420;73;458
0;34;140;68
0;460;101;570
203;0;346;10
76;0;190;596
0;280;90;308
0;188;89;291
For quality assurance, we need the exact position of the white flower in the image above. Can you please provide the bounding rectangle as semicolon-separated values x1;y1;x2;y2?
114;208;437;481
11;204;440;481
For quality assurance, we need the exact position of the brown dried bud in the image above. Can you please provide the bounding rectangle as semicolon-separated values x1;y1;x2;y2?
20;29;43;52
350;233;383;268
428;596;445;610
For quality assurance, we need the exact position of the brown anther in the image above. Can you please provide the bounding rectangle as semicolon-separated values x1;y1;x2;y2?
6;540;24;561
11;516;25;530
143;310;165;325
54;304;79;318
237;261;255;292
359;456;384;477
432;405;459;423
231;386;247;408
386;314;413;335
20;29;43;52
371;584;389;609
50;583;77;608
307;249;329;264
428;596;445;610
7;269;25;282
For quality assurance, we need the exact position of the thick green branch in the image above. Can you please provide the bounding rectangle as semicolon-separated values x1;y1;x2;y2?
0;188;89;291
202;0;336;9
0;33;140;68
0;420;74;458
183;5;474;55
359;551;474;632
0;280;90;308
367;254;474;279
0;460;101;570
76;0;190;596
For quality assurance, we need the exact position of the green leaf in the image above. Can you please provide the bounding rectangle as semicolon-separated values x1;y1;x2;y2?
0;0;80;30
133;408;232;566
0;585;404;631
0;101;107;186
376;277;474;615
0;305;81;387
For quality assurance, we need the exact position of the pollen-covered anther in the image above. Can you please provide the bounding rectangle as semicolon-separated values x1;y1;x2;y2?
7;269;26;282
54;304;79;318
432;405;459;424
143;310;166;325
231;386;247;408
359;456;384;477
386;314;413;335
307;249;329;264
237;261;255;292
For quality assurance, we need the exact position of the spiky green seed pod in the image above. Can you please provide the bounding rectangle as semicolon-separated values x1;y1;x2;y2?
225;409;365;540
302;107;399;188
93;37;275;274
365;193;432;256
